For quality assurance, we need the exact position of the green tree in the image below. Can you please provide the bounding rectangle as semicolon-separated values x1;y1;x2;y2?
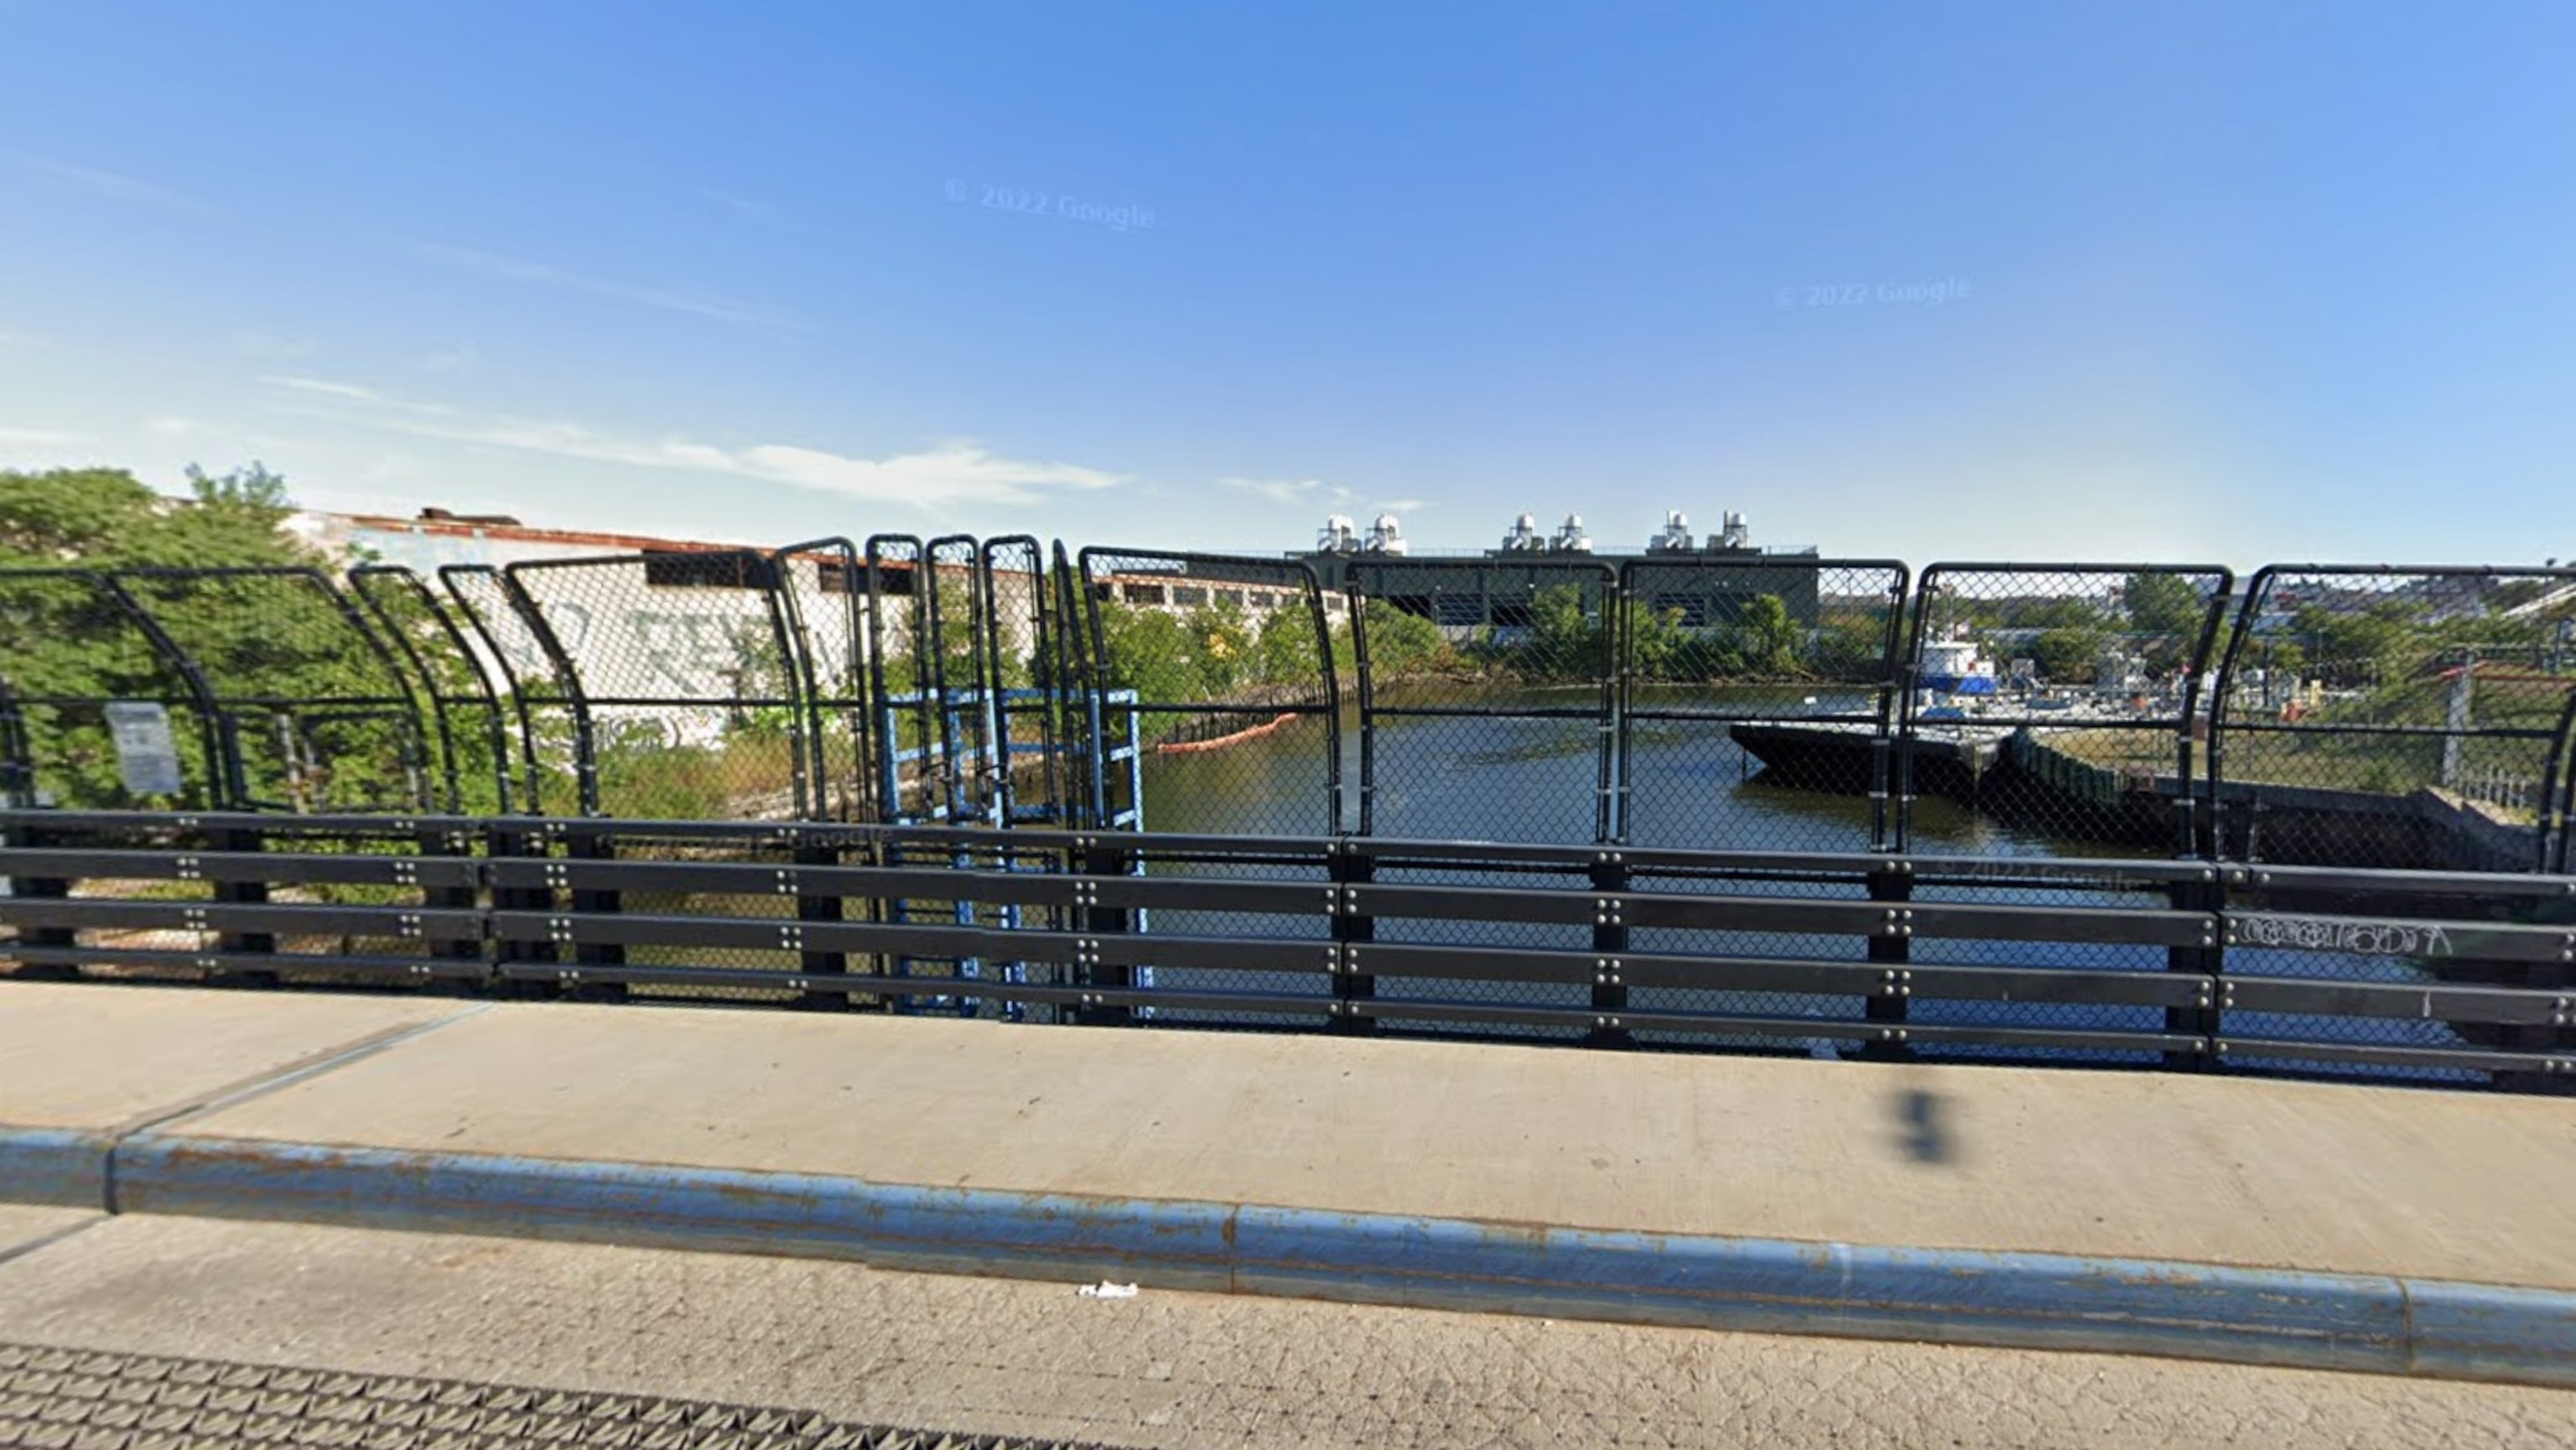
1360;600;1450;678
2124;572;2205;640
2296;601;2426;686
1521;584;1608;680
1623;600;1690;679
1094;600;1198;704
1254;603;1323;687
0;463;383;808
2029;627;2105;683
1810;612;1894;682
1734;594;1804;678
1182;600;1254;696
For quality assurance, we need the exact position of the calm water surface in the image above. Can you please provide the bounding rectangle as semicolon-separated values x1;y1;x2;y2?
1126;684;2461;1075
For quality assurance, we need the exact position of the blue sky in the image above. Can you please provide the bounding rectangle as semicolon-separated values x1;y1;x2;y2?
3;3;2570;566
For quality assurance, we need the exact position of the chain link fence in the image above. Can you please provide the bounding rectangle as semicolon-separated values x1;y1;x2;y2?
766;538;875;824
1073;548;1342;1016
980;535;1076;828
439;564;579;816
1902;564;2233;858
1347;556;1617;845
6;548;2573;894
1619;559;1909;853
0;569;229;809
107;567;434;814
499;551;807;822
2209;567;2576;871
349;565;518;814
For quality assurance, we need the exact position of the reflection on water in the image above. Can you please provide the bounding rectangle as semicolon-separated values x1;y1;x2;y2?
1128;685;2473;1079
1140;686;2084;858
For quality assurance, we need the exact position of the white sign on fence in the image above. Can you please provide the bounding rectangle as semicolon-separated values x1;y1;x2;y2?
104;701;184;797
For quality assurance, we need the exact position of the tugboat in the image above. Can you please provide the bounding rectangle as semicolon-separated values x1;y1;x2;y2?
1914;631;1999;719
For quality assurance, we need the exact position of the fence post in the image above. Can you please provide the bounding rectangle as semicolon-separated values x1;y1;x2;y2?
792;829;849;1011
2166;867;2225;1072
2495;954;2569;1094
420;820;484;988
486;821;555;999
564;825;627;1002
1862;860;1913;1060
1588;850;1632;1048
1330;838;1376;1035
209;821;278;988
3;814;76;980
1075;834;1134;1026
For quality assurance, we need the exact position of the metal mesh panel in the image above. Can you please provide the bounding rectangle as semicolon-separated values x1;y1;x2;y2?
864;535;937;823
1903;869;2174;1066
2210;567;2576;871
440;564;575;815
589;828;806;1002
349;565;517;814
1624;868;1874;1053
1124;848;1332;1026
1348;557;1615;845
920;535;1001;826
0;569;228;808
982;535;1075;827
109;568;431;814
2213;881;2528;1085
1620;559;1907;853
503;552;806;821
1903;564;2232;858
768;538;874;824
1079;548;1342;838
1363;858;1592;1041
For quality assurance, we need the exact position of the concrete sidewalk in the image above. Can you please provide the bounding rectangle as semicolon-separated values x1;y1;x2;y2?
4;982;2574;1385
9;1215;2574;1450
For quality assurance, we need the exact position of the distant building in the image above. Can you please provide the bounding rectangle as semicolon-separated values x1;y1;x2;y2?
1296;509;1826;633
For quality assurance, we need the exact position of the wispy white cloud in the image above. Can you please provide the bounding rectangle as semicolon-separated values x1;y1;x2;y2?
1375;497;1430;513
1221;476;1332;507
265;375;392;405
262;376;1124;509
410;242;802;333
1221;476;1375;513
233;333;319;361
0;424;89;446
0;329;41;349
413;345;478;373
15;154;195;210
144;416;197;436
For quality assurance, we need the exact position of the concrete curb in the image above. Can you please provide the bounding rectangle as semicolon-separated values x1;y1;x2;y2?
77;1133;2576;1390
0;1127;112;1209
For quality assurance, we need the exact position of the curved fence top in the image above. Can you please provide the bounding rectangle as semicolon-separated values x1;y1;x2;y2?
3;547;2569;875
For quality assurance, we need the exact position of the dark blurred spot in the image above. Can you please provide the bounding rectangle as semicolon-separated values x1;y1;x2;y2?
1897;1089;1952;1164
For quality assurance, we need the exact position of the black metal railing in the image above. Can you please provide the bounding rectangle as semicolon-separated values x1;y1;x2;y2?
0;548;2570;876
4;808;2571;1093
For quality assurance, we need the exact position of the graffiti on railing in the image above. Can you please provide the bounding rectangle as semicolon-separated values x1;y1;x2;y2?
2231;913;2454;958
